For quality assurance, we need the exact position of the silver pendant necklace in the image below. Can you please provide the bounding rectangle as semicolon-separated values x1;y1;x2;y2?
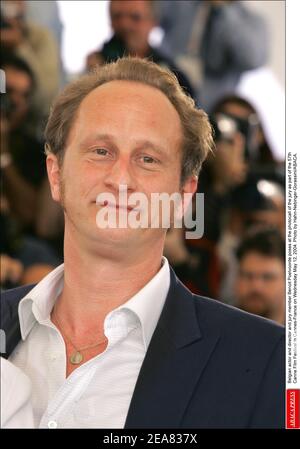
52;306;107;365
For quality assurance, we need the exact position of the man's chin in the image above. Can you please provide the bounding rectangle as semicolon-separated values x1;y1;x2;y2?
94;226;144;244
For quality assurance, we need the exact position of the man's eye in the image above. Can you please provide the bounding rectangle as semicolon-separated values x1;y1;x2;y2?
142;156;157;164
94;148;109;156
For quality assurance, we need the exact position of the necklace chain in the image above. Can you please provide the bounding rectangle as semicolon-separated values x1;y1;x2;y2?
52;305;107;365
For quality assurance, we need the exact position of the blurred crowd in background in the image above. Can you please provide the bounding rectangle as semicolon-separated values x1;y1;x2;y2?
0;0;285;325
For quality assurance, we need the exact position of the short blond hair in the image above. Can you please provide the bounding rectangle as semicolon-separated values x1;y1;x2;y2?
45;57;213;183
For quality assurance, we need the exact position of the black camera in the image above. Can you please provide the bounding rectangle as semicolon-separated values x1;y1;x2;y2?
210;111;260;162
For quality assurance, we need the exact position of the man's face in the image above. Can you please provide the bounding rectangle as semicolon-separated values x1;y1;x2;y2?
47;80;196;255
212;136;248;188
235;252;285;323
110;0;155;53
3;66;32;129
2;1;25;20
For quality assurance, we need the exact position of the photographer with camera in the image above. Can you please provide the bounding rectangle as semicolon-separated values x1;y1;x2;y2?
0;192;59;291
207;95;284;303
1;54;46;228
165;95;270;298
164;102;248;298
0;55;60;290
0;0;59;132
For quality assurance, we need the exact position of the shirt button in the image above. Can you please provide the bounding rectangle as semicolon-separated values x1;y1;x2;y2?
48;420;58;429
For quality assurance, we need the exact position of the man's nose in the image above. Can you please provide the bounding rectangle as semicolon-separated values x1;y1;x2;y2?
103;158;136;193
117;16;133;33
249;276;265;291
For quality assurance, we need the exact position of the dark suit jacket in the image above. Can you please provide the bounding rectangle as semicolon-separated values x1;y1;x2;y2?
1;268;285;429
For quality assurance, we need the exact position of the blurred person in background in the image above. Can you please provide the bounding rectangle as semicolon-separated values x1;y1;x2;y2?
234;227;285;325
25;0;66;87
0;0;60;133
34;175;64;259
207;93;284;241
164;97;250;297
33;170;65;264
210;95;281;172
218;177;285;303
0;54;47;229
164;92;284;299
154;0;204;58
25;1;63;50
86;0;195;99
164;125;247;297
0;192;59;290
157;0;269;112
230;178;285;237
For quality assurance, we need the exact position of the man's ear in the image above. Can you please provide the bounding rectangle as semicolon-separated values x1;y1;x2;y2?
46;153;62;202
181;175;198;216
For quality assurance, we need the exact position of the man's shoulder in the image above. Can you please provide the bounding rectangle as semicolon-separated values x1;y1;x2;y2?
25;22;56;44
191;293;285;345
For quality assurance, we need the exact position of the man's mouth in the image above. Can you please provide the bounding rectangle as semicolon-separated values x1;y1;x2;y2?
94;200;137;212
243;294;266;303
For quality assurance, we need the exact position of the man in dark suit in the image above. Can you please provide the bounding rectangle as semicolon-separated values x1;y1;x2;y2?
1;57;284;428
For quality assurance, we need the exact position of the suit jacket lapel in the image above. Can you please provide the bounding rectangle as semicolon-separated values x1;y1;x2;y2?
125;269;220;428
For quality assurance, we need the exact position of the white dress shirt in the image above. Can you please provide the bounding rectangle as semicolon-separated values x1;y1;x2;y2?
9;258;170;429
1;358;34;428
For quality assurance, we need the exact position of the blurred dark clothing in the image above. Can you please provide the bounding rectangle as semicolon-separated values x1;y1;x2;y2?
0;212;58;267
232;173;285;213
197;167;232;243
99;35;196;99
171;238;221;299
197;167;284;245
12;236;59;270
6;129;46;189
168;168;225;298
1;128;47;236
0;211;59;290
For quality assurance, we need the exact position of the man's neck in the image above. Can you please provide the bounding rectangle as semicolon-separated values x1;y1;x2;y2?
55;229;165;336
128;44;152;59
